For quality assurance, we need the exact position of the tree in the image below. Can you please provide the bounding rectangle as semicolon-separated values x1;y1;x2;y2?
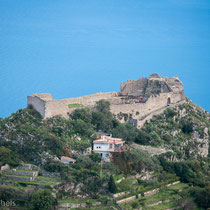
96;99;111;114
76;154;96;169
91;111;113;131
180;119;193;134
71;108;92;124
192;186;210;209
182;201;196;210
72;119;94;137
89;152;101;162
108;175;117;193
44;136;64;156
30;189;56;210
0;146;18;166
0;187;14;200
0;146;11;163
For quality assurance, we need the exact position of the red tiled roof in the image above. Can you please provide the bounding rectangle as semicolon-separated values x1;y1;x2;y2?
61;156;76;162
93;135;125;144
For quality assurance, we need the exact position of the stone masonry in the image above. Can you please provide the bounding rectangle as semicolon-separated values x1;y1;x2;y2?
27;74;185;128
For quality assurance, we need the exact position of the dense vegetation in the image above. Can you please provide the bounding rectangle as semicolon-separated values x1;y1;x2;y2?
0;100;150;166
30;189;56;210
142;99;210;156
0;99;209;209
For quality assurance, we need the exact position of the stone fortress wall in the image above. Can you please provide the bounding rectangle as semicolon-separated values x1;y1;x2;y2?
28;92;119;118
120;77;148;96
27;74;185;127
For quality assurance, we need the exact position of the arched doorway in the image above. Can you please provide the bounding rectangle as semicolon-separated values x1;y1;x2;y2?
167;97;171;105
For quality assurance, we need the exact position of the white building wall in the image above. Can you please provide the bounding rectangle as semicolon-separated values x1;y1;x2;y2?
93;143;115;161
94;151;110;161
93;143;114;152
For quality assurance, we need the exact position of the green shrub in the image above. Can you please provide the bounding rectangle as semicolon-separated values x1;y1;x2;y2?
89;152;101;163
103;162;120;175
131;200;139;208
70;108;92;123
0;187;15;200
0;146;19;166
68;103;83;108
180;119;193;134
164;108;177;118
190;186;210;209
95;100;110;114
123;113;128;121
30;189;56;210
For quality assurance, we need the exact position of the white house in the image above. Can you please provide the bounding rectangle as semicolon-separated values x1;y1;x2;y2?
60;156;76;164
93;135;126;161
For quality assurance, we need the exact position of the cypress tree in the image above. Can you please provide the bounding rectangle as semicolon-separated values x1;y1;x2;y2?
108;175;117;193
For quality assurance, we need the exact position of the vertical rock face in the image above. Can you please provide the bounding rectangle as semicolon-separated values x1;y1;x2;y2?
192;127;209;157
27;74;185;127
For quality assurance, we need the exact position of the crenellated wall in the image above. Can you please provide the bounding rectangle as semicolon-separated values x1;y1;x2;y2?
120;77;148;96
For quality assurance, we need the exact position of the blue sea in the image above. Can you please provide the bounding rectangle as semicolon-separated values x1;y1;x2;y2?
1;0;210;118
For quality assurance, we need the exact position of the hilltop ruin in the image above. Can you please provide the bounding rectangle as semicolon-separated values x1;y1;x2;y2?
27;74;185;127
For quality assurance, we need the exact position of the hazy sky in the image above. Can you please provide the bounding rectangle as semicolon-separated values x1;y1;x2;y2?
0;0;210;117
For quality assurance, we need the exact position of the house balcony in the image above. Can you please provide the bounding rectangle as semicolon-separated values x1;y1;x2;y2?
112;145;129;153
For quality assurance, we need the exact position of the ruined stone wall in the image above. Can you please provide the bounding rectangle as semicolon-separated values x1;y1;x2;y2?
28;89;184;126
111;93;171;118
120;78;148;95
27;92;120;119
27;75;185;126
27;95;46;118
120;75;184;98
43;92;118;118
110;92;184;127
